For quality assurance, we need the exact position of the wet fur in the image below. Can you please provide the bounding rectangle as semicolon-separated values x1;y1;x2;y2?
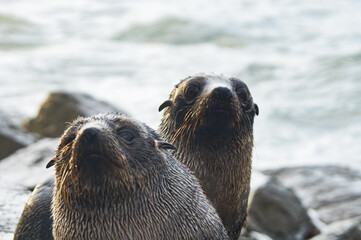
159;73;258;239
51;113;228;239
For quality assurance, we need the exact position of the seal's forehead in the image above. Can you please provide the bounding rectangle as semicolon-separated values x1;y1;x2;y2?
175;73;207;88
203;74;234;92
177;73;235;88
69;113;149;137
172;73;241;97
106;114;149;137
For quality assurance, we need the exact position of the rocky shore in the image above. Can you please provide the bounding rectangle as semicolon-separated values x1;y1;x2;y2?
1;92;360;240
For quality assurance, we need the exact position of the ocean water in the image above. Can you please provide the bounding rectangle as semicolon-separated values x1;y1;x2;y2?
0;0;360;170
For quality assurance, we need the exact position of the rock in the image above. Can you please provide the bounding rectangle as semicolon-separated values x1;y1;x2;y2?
239;237;255;240
247;178;319;240
263;166;361;224
248;232;273;240
0;138;58;189
240;230;273;240
0;111;36;160
23;92;121;138
310;217;361;240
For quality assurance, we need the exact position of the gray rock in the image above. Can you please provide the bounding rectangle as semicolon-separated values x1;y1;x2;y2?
247;178;319;240
310;218;361;240
263;166;361;224
0;138;58;189
0;111;36;160
248;232;273;240
23;92;121;138
0;137;57;239
239;230;272;240
0;138;57;238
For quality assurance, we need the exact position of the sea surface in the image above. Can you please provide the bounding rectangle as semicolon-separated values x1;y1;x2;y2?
0;0;361;237
2;0;360;170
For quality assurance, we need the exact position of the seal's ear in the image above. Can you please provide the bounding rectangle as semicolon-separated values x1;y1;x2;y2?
46;157;56;168
254;104;259;116
158;100;173;112
155;141;177;150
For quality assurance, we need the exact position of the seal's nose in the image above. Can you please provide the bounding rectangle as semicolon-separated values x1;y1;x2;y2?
211;87;232;100
82;127;100;143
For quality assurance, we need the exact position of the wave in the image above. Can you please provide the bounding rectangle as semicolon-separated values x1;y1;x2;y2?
0;13;42;50
113;17;246;47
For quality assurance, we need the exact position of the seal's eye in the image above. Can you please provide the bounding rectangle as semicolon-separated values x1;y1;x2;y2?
184;84;200;101
64;134;76;145
117;129;136;144
236;86;248;102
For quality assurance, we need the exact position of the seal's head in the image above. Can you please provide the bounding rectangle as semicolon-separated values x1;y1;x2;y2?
47;113;175;201
159;73;258;144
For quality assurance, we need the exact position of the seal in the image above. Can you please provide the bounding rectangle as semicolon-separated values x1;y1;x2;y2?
158;73;259;239
14;178;54;240
47;113;228;239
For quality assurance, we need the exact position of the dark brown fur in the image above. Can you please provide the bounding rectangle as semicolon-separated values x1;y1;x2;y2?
50;113;228;240
159;73;258;239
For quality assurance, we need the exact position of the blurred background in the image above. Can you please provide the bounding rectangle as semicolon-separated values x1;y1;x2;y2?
0;0;360;239
1;0;361;169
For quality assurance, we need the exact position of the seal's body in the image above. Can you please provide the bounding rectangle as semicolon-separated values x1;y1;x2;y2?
26;113;228;240
14;178;54;240
159;73;258;239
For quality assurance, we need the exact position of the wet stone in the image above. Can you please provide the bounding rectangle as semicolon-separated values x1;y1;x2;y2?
247;178;319;240
23;92;121;138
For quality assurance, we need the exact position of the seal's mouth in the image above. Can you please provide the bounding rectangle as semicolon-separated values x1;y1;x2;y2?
78;149;117;168
86;153;108;162
207;108;232;122
205;87;236;115
204;99;235;120
211;109;230;114
192;103;236;138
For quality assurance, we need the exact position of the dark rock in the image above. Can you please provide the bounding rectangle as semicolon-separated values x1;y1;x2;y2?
263;166;361;224
0;111;36;160
0;138;58;189
0;134;25;160
247;178;319;240
310;218;361;240
23;92;121;138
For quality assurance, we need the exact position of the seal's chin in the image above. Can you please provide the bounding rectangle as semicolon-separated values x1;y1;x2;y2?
211;109;230;114
86;153;108;162
197;111;236;138
207;111;232;127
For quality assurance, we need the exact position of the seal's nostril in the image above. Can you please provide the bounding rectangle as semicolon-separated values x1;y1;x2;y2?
211;87;232;100
82;128;99;143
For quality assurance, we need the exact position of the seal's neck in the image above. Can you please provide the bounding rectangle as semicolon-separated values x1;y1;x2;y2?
159;119;253;195
168;128;253;205
174;131;253;240
52;199;124;239
170;126;253;163
52;179;160;239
